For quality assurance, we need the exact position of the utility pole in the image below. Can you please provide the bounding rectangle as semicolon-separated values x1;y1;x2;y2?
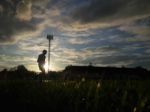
47;34;53;72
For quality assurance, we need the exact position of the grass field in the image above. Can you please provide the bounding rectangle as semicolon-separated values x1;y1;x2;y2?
0;80;150;112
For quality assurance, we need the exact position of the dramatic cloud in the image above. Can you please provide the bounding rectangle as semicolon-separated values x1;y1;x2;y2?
0;0;36;42
0;0;150;71
72;0;150;23
1;0;150;43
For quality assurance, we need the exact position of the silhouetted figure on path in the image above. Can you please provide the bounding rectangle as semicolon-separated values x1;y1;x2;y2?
37;50;47;74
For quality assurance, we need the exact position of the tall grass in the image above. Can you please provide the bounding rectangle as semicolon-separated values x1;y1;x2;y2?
0;80;149;112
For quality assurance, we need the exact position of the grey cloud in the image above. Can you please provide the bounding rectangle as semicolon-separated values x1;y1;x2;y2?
134;16;150;27
80;54;150;69
0;16;35;42
0;0;64;43
0;0;37;43
118;17;150;45
0;0;19;16
72;0;150;23
52;46;121;67
74;44;150;69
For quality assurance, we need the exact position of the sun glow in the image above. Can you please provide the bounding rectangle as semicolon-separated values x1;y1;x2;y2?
27;62;61;73
44;62;49;72
44;62;57;72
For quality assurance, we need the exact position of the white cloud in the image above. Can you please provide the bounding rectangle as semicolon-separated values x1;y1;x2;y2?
68;37;94;45
16;0;32;21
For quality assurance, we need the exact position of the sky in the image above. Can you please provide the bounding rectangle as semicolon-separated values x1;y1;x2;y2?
0;0;150;72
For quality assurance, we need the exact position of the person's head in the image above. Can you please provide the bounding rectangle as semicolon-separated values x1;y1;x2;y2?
42;50;47;55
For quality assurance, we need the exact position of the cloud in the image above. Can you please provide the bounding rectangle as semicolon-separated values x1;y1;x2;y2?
51;46;120;66
79;51;150;69
18;38;48;51
68;37;94;45
33;0;150;33
0;0;150;71
0;54;36;69
71;0;150;23
16;0;32;21
72;0;125;23
1;0;150;44
118;16;150;47
0;0;37;43
52;43;150;69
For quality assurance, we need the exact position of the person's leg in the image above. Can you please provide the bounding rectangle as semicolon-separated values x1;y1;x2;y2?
38;64;44;82
41;66;45;74
39;64;46;82
38;64;45;73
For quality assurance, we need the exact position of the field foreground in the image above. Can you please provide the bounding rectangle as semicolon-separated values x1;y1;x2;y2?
0;80;150;112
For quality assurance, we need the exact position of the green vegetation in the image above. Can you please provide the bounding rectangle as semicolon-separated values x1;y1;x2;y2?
0;80;150;112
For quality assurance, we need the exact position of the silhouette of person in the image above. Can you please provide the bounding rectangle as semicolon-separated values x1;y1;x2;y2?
37;50;47;74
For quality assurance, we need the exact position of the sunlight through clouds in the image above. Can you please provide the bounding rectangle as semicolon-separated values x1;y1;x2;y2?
0;0;150;71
